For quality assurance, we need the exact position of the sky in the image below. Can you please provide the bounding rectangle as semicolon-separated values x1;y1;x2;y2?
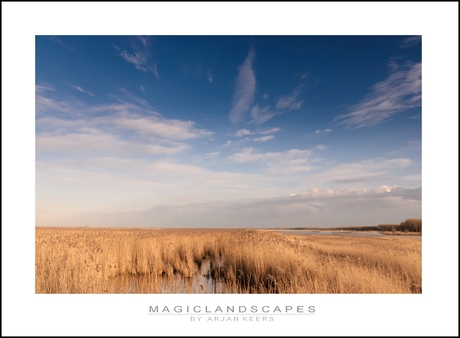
35;35;422;228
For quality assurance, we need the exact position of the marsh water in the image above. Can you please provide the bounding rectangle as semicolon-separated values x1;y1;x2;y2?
159;258;224;293
277;230;421;238
110;258;224;293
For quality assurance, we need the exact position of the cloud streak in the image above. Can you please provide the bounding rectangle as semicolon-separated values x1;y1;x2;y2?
42;36;74;51
315;129;332;134
334;62;421;129
228;147;315;174
117;36;159;77
276;83;304;111
253;135;274;142
72;85;95;97
229;48;256;124
120;50;148;71
401;36;421;48
250;104;280;124
313;158;412;183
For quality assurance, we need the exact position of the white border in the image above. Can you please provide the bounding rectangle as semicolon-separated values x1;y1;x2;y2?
2;2;459;336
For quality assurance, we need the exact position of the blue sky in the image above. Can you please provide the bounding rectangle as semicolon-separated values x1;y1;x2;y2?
36;35;422;227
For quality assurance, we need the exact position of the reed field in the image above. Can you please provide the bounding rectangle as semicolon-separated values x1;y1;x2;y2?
35;227;421;294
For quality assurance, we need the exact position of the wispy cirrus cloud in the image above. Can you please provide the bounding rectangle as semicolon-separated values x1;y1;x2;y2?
259;127;280;135
334;62;421;129
205;151;220;158
315;129;332;134
228;147;315;174
228;147;311;164
315;144;326;150
120;50;148;71
276;83;304;111
233;127;281;141
253;135;274;142
249;78;305;125
312;158;412;184
137;36;149;48
41;36;74;51
229;48;305;124
116;36;159;78
401;36;421;48
250;104;280;124
36;84;55;93
234;128;252;137
229;48;256;124
152;64;159;79
71;85;95;97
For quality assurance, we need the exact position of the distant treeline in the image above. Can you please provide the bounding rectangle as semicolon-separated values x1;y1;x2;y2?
288;219;422;233
378;219;422;233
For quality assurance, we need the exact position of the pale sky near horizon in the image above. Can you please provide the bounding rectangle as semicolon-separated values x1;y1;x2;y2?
36;35;421;228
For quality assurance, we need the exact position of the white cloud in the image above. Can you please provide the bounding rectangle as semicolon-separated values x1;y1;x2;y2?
227;147;315;174
401;36;421;48
276;84;304;111
140;85;145;92
42;36;73;51
403;174;421;181
250;104;279;124
36;130;189;157
152;63;159;79
72;85;95;97
374;185;398;193
120;50;148;71
334;62;421;128
223;140;232;147
36;90;214;142
234;128;252;137
112;115;214;140
259;127;280;135
262;93;269;99
208;69;213;83
228;147;311;164
35;90;215;163
253;135;274;142
313;158;413;183
229;48;256;124
315;144;326;150
117;37;159;78
205;151;220;158
234;127;281;138
35;84;55;93
315;129;332;134
137;36;149;48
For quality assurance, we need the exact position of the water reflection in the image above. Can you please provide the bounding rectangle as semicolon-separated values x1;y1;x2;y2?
160;259;224;293
108;258;225;293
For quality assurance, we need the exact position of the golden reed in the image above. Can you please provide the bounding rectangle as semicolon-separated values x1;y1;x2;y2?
35;227;421;294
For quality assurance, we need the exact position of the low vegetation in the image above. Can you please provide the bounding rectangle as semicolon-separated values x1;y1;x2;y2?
36;227;421;294
284;219;422;234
